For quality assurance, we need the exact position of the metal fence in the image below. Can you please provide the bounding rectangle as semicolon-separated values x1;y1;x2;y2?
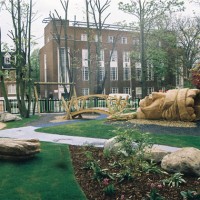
0;98;140;114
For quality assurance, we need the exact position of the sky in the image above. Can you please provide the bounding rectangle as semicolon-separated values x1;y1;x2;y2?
0;0;199;50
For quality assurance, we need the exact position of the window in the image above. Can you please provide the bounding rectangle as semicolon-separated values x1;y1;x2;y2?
135;62;141;81
111;87;118;94
59;48;67;82
123;67;131;80
82;88;89;96
110;50;117;62
121;37;127;44
82;67;89;81
147;63;154;81
123;51;130;63
81;34;87;41
100;50;104;61
123;87;131;95
133;38;139;46
99;67;105;81
108;36;114;43
147;87;154;95
94;35;102;42
4;53;11;64
82;49;88;67
7;84;16;94
135;87;142;99
110;67;118;81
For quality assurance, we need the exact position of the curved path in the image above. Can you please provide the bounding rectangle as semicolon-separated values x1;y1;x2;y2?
0;113;180;151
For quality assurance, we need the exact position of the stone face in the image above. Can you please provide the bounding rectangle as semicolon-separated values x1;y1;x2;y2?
144;146;171;163
161;147;200;176
0;112;22;122
0;138;40;160
137;88;200;121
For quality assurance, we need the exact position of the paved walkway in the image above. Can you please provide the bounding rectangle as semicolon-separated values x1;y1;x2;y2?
0;114;180;151
0;126;107;147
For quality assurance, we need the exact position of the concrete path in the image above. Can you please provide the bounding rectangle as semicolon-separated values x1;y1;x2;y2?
0;126;107;147
0;125;180;151
0;113;180;151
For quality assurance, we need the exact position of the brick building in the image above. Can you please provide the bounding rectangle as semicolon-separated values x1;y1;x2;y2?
0;52;16;99
39;19;177;99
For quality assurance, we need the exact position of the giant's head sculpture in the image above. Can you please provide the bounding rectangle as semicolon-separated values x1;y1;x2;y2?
137;88;200;121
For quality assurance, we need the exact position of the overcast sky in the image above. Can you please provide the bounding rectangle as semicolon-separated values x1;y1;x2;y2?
0;0;198;50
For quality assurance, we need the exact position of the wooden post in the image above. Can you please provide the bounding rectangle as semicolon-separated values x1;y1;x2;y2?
34;85;40;115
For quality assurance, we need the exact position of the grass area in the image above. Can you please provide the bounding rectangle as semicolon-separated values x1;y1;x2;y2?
36;119;200;149
36;120;117;139
0;142;86;200
4;115;40;129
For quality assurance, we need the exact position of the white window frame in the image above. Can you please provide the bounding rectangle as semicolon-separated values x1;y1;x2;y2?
7;84;16;94
81;34;87;41
111;50;117;62
82;88;89;96
110;67;118;81
121;37;127;44
135;62;142;81
123;87;131;95
94;34;102;42
108;36;114;43
111;87;118;94
135;87;142;99
123;67;131;81
147;87;154;95
147;63;154;81
99;67;105;81
82;67;89;81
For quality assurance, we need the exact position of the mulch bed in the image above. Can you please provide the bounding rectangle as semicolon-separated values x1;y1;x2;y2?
69;145;200;200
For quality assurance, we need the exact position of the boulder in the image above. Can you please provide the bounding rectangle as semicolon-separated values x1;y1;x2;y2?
104;136;122;152
0;138;40;160
104;136;138;156
0;112;22;122
144;146;171;163
161;147;200;176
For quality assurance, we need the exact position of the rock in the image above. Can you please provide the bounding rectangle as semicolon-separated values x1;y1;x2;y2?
104;136;122;152
161;147;200;176
0;138;40;160
0;112;22;122
104;136;138;156
144;146;171;163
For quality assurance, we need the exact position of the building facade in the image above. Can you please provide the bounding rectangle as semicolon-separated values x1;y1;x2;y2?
0;52;16;99
39;20;177;99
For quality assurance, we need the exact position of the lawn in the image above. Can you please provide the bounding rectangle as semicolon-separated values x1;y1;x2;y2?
36;119;200;149
0;142;86;200
3;115;40;129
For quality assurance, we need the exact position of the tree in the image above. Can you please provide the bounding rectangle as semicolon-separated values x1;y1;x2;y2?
0;28;11;112
30;48;40;83
49;0;73;99
172;16;200;86
5;0;34;117
119;0;184;97
87;0;111;94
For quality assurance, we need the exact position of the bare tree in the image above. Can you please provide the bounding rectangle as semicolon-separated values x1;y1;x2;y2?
87;0;111;94
4;0;34;117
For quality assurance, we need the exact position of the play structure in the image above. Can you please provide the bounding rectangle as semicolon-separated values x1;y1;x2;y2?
62;94;130;120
